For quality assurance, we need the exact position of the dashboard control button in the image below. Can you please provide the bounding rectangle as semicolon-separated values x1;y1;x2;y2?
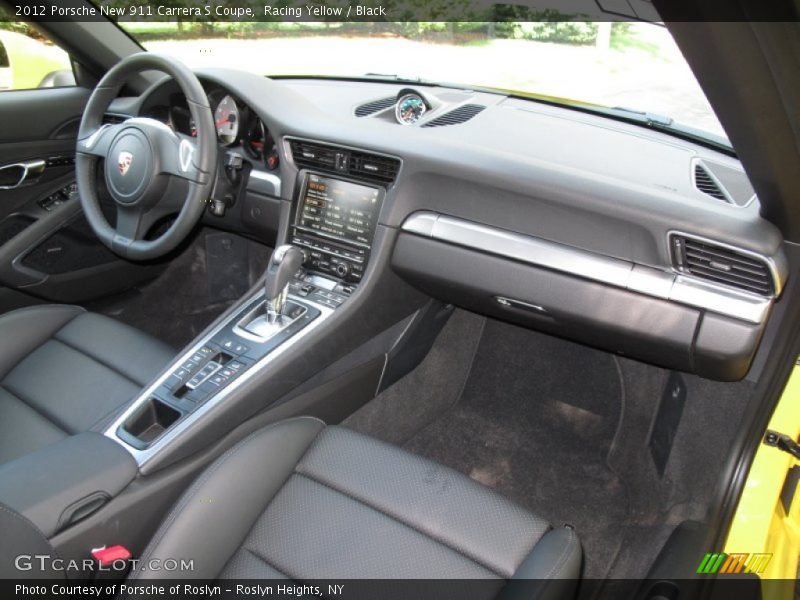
334;263;350;278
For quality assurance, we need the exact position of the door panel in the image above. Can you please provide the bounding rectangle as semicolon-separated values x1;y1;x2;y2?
0;87;162;306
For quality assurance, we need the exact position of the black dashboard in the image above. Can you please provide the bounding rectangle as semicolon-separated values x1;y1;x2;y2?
108;68;789;381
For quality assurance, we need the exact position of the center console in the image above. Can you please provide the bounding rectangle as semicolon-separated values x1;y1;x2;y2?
105;168;387;466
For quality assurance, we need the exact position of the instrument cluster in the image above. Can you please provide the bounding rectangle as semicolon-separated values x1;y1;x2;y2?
161;88;279;172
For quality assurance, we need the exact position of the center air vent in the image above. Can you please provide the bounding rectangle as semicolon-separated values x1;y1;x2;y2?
694;163;730;203
348;151;399;183
355;97;396;117
422;104;486;128
289;139;400;185
671;235;774;296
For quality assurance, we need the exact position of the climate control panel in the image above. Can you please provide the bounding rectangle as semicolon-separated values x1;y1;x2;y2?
291;231;366;283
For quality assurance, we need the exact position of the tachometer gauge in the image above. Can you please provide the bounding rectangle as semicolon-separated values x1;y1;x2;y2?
396;93;427;125
214;95;240;145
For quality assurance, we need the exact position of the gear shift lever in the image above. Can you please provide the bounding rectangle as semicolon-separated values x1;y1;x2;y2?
264;245;304;324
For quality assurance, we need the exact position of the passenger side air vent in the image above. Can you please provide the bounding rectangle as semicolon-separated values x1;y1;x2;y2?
355;97;396;117
693;163;729;202
289;139;400;185
422;104;486;128
671;235;774;296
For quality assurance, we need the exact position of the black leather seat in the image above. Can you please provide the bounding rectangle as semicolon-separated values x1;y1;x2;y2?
131;417;582;595
0;304;174;465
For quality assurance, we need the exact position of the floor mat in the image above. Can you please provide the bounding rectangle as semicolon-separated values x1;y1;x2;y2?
346;309;754;584
343;309;486;445
401;318;628;579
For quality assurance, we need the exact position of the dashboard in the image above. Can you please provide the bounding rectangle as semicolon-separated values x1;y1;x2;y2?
108;68;789;382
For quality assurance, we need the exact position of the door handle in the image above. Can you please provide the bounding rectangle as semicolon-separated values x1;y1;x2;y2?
0;159;46;190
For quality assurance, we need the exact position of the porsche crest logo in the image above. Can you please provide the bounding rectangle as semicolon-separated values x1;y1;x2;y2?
117;151;133;176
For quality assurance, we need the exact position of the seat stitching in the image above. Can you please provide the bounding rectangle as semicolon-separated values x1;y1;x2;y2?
293;471;505;578
0;305;85;379
129;417;325;581
232;546;296;581
51;336;143;387
241;546;290;577
0;383;72;434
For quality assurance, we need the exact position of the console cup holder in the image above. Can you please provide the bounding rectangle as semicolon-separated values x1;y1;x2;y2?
120;398;181;446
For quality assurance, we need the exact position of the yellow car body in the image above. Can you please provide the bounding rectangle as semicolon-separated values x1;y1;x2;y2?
726;360;800;587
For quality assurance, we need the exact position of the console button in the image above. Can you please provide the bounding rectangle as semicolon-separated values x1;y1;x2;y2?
227;360;246;372
171;367;192;382
208;373;228;387
219;339;248;354
312;295;339;309
186;361;222;389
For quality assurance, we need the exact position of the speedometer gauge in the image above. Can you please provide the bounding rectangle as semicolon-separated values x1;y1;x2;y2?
214;95;239;145
396;93;427;125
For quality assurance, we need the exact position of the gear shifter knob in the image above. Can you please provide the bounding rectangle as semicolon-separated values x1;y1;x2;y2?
264;245;304;324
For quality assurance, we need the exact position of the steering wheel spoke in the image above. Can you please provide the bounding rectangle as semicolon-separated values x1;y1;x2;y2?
115;206;144;240
156;131;211;185
76;123;122;158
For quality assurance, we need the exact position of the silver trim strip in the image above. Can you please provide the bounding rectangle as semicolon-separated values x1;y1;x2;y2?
669;276;770;323
104;292;334;467
401;211;772;324
410;212;634;288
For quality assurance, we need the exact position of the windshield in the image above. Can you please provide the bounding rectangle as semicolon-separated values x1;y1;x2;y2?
117;20;726;141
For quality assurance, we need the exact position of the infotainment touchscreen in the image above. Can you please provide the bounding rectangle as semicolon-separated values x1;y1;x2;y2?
297;173;381;246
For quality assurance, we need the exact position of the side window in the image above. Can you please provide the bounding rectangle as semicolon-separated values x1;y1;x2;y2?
0;22;76;91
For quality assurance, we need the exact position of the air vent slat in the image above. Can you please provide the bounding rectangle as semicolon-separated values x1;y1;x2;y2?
672;235;774;296
348;151;399;183
683;264;771;291
684;248;768;274
694;163;729;202
289;140;338;170
355;97;396;117
422;104;486;128
684;257;769;282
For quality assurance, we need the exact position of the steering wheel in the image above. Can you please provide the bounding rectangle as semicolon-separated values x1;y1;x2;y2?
75;53;217;260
